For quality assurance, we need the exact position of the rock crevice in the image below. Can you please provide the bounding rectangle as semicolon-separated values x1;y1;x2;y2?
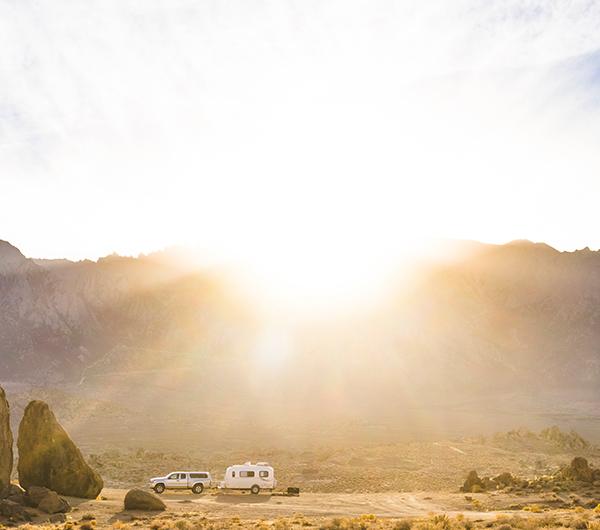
0;387;13;492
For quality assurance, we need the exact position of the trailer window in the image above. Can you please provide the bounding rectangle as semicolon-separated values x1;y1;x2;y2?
231;471;235;477
259;471;269;478
240;471;255;477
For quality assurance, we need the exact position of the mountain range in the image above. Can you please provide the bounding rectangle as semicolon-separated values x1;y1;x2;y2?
0;239;254;382
1;238;599;396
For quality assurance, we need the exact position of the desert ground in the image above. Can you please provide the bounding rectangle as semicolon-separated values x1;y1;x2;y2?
3;382;600;529
16;486;600;529
5;424;600;529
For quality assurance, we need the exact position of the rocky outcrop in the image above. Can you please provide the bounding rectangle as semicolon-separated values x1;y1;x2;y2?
0;240;252;383
462;470;526;493
0;498;31;522
461;457;600;494
493;472;517;488
1;484;26;505
124;489;166;511
0;387;12;492
17;401;103;498
25;487;70;514
540;427;589;451
461;470;484;493
561;457;595;483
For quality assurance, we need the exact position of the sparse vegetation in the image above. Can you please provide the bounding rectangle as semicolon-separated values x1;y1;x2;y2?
2;426;600;528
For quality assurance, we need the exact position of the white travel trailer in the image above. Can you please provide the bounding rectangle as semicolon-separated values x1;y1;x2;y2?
220;462;276;494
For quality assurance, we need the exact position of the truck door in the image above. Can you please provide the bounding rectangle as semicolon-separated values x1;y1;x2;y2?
178;473;188;488
166;473;179;488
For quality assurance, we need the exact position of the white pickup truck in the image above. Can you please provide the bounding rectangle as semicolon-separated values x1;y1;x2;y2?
149;471;212;494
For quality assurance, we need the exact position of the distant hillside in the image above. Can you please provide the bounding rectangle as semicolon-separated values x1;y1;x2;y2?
392;240;600;391
1;238;600;395
0;240;255;382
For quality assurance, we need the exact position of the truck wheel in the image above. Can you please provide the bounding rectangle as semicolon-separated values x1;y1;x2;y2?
154;483;165;494
250;485;260;495
192;483;204;494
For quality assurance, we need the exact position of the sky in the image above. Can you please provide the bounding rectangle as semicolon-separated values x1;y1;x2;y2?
2;0;600;302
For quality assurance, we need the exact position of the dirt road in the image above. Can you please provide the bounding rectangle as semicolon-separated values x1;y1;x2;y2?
162;491;439;518
64;488;523;527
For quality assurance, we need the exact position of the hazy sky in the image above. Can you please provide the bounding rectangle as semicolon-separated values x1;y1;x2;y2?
2;0;600;298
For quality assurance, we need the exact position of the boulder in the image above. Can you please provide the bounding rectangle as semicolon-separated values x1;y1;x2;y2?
0;387;13;492
25;485;53;507
25;485;70;513
482;477;496;490
562;457;594;483
17;400;103;498
494;472;517;488
124;489;166;511
0;483;26;505
461;470;484;493
0;499;31;521
37;491;70;514
49;513;67;523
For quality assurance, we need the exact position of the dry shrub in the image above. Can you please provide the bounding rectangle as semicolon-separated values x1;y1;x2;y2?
413;515;461;530
570;518;589;530
111;522;133;530
319;515;382;530
522;505;543;513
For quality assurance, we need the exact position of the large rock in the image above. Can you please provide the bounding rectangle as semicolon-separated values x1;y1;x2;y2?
0;387;13;492
25;486;70;513
0;499;31;521
38;491;70;514
124;489;166;511
562;457;594;482
17;401;103;498
1;483;26;505
461;470;484;493
493;472;517;488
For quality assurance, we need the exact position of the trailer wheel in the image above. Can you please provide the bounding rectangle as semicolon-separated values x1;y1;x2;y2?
250;485;260;495
192;483;204;494
154;483;165;494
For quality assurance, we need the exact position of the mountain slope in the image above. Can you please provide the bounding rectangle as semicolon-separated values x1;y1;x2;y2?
0;240;254;382
382;240;600;391
1;239;599;394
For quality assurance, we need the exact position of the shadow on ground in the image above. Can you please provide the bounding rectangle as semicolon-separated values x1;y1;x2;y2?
215;494;272;504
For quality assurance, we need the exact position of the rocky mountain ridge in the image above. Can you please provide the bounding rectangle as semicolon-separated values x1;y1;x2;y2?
398;240;600;390
0;240;254;382
1;239;599;393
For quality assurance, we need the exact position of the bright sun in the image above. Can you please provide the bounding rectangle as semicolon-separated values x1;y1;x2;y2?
222;231;437;315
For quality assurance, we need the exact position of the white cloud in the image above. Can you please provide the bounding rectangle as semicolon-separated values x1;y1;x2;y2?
1;0;600;274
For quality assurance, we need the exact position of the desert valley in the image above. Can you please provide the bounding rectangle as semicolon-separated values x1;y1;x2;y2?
4;0;600;527
1;238;600;528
